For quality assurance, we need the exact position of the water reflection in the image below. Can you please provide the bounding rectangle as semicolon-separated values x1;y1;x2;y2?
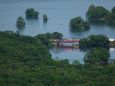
25;17;39;24
109;47;115;60
50;45;115;64
89;20;115;27
0;0;115;64
69;27;90;35
89;20;106;26
69;29;90;39
16;27;26;35
50;45;86;64
52;45;79;53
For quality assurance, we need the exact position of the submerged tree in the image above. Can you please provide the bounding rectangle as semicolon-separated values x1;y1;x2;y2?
43;14;48;22
86;5;110;21
69;16;90;32
25;8;39;18
16;16;26;27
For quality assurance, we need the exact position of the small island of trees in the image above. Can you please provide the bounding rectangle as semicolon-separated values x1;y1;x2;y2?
86;5;115;24
86;5;110;21
25;8;39;18
108;6;115;24
69;16;90;32
43;14;48;22
16;16;26;27
79;34;109;48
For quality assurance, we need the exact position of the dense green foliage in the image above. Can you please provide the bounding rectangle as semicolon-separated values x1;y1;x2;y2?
84;48;110;65
107;6;115;24
86;5;115;24
25;8;39;18
44;32;63;39
79;34;109;48
43;14;48;22
16;16;26;27
33;32;63;46
69;16;90;32
0;31;115;86
112;6;115;13
51;32;63;39
86;5;110;21
35;34;51;46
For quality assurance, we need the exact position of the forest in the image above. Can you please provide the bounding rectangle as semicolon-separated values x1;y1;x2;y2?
0;31;115;86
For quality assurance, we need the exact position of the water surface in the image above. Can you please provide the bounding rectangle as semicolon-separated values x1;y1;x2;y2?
0;0;115;63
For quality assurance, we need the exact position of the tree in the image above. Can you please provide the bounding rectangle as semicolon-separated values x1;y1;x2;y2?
111;6;115;14
86;4;95;19
16;16;26;27
43;14;48;22
35;34;49;46
86;5;110;21
25;8;39;18
72;60;80;65
79;34;109;48
108;6;115;24
84;48;110;65
45;33;52;39
51;32;63;39
69;16;90;31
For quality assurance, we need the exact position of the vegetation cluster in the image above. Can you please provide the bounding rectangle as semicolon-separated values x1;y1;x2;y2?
79;34;111;66
0;31;115;86
84;48;110;65
86;5;115;24
79;34;109;48
16;16;26;27
1;3;115;86
69;16;90;32
16;8;49;28
35;32;63;47
43;14;48;22
25;8;39;18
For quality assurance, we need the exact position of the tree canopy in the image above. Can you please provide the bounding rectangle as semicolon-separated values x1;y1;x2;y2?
0;31;114;86
86;5;115;24
25;8;39;18
111;6;115;14
43;14;48;22
69;16;90;32
84;48;110;65
86;5;110;21
108;6;115;24
51;32;63;39
79;34;109;48
16;16;26;27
